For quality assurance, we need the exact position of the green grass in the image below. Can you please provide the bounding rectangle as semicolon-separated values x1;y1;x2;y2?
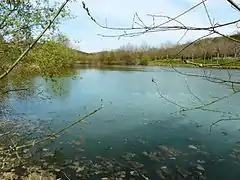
148;58;240;69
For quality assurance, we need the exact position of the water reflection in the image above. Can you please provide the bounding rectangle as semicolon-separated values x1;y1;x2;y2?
0;66;239;179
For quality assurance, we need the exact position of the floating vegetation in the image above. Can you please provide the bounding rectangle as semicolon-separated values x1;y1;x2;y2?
0;116;236;180
230;144;240;165
0;112;234;180
0;100;239;179
122;152;136;161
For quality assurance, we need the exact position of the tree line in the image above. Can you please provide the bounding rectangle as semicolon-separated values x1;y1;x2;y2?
1;32;240;76
76;33;240;66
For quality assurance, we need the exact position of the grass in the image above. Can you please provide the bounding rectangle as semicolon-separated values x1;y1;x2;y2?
147;58;240;69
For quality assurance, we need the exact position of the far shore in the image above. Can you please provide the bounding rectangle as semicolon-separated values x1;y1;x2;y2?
74;59;240;70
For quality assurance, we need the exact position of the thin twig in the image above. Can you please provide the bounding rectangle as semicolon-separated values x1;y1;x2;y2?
181;91;237;113
170;66;240;85
177;30;188;44
213;30;240;43
202;0;214;28
152;78;187;109
62;171;71;180
149;0;207;29
184;79;202;102
135;13;147;28
146;14;187;28
210;117;240;132
15;105;103;150
82;0;239;34
226;0;240;11
177;32;214;56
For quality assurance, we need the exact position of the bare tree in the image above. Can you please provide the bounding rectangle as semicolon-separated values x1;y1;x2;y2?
81;0;240;129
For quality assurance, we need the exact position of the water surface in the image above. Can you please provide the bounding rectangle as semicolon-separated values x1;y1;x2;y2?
2;66;240;180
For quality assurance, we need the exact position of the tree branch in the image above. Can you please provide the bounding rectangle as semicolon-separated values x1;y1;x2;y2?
15;105;103;150
0;0;71;80
210;117;240;132
227;0;240;11
0;5;17;30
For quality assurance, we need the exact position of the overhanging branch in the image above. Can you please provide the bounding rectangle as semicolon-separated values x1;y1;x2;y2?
227;0;240;11
0;0;71;80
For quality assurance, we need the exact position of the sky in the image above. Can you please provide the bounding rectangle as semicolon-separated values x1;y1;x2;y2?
58;0;240;52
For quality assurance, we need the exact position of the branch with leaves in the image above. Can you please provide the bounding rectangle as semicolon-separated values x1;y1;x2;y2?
0;0;71;80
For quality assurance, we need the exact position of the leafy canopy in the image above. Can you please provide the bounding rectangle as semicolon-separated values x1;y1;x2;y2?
0;0;74;42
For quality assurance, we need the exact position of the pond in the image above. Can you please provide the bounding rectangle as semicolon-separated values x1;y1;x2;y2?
1;66;240;180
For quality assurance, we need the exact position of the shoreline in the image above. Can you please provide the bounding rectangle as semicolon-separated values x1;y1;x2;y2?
148;63;240;70
74;62;240;70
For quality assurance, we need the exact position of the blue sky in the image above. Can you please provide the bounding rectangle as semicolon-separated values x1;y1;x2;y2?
59;0;240;52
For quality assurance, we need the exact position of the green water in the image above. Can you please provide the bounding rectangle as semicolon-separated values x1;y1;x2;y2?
2;66;240;179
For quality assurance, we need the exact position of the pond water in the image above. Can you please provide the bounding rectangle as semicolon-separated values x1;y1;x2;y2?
1;66;240;180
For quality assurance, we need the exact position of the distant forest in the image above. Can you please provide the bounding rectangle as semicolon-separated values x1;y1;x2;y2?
75;33;240;66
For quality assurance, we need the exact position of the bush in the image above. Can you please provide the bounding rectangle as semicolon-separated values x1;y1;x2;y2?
139;55;150;65
119;52;137;65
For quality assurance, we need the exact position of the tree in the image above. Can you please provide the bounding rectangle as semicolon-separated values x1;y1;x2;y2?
119;52;136;65
139;55;150;65
0;0;74;79
0;2;104;178
26;40;77;75
0;0;73;42
106;51;117;65
98;51;107;65
50;33;71;46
